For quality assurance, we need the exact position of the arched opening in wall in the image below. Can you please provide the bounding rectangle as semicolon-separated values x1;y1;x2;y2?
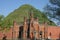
27;23;30;38
47;32;51;40
40;31;42;39
58;33;60;40
49;32;51;36
2;34;7;40
18;26;23;39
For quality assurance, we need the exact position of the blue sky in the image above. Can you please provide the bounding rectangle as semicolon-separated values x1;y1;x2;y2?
0;0;49;17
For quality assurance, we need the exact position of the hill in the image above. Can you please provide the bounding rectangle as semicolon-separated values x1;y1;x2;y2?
1;4;56;28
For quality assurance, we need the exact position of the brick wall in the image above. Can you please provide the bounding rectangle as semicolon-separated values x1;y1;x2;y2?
0;17;60;40
39;25;60;39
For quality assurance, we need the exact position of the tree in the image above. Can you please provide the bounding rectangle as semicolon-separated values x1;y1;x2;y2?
0;15;4;22
0;15;4;24
44;0;60;25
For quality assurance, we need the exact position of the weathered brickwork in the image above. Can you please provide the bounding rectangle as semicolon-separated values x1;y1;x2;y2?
0;13;60;40
23;17;28;39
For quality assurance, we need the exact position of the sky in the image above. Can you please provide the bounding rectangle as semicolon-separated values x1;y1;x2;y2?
0;0;49;17
0;0;60;26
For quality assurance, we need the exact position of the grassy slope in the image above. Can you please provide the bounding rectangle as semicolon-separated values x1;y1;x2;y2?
2;4;56;28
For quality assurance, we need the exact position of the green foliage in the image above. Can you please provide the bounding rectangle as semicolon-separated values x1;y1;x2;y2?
1;4;56;28
0;15;4;27
0;15;4;21
44;0;60;25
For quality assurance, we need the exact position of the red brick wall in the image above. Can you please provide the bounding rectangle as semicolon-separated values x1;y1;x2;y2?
0;21;19;40
39;25;60;39
0;21;60;40
48;26;60;39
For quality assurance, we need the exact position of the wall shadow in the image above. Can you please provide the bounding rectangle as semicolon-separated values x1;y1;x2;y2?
18;26;23;39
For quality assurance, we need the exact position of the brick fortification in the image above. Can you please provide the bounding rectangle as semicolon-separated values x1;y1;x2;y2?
0;12;60;40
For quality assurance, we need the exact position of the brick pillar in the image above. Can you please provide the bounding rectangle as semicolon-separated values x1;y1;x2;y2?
23;17;28;39
33;17;39;39
30;23;34;39
44;22;48;39
13;21;19;39
29;11;35;39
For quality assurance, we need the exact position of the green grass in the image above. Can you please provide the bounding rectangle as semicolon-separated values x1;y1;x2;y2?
0;4;56;29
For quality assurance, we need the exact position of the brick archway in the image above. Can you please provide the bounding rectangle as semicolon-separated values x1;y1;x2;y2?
18;26;23;39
